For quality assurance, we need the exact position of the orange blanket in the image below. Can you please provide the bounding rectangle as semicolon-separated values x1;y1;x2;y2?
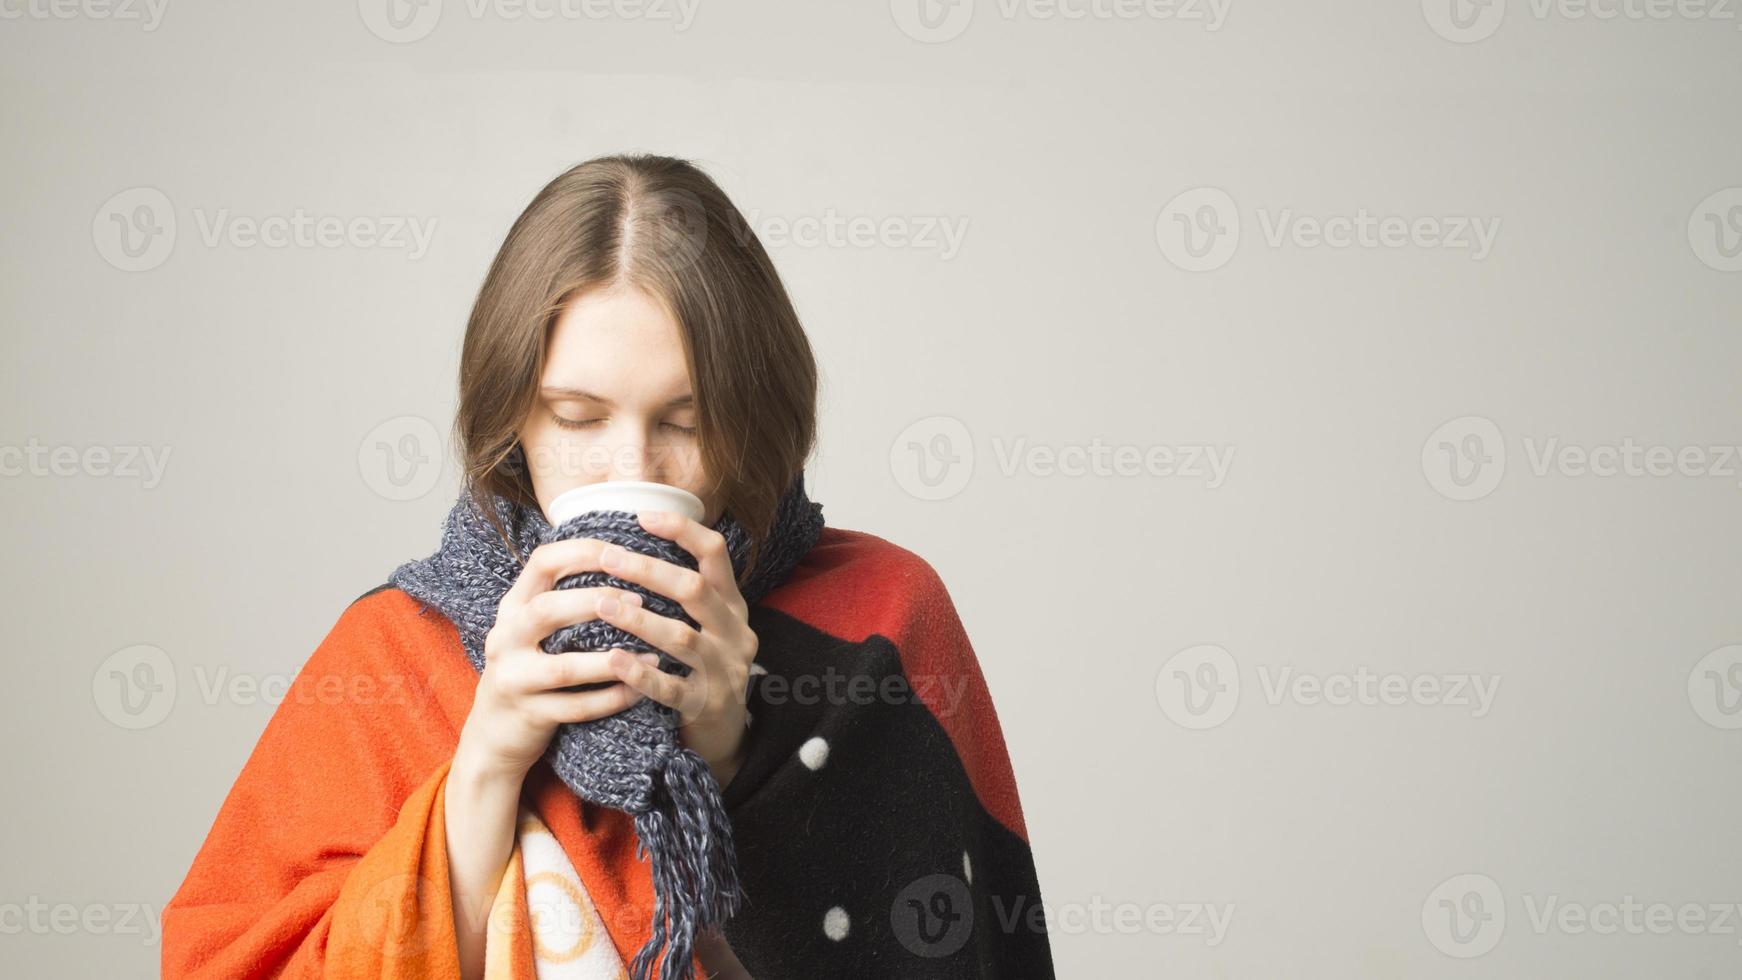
163;528;1054;978
160;577;678;978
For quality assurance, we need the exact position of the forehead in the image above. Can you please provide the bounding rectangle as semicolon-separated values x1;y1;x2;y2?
543;285;691;392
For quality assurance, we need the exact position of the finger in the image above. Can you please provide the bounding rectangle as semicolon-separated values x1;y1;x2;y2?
501;538;607;609
530;679;649;725
506;587;641;646
598;541;734;632
607;648;696;718
635;510;739;603
503;648;625;695
596;594;704;668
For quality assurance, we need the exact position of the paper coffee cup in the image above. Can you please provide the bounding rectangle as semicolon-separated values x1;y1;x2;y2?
547;480;706;526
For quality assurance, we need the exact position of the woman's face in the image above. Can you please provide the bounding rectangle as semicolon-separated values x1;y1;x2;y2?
518;284;720;526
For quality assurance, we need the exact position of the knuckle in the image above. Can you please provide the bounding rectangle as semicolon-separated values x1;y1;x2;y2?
483;625;511;661
672;571;706;604
531;587;575;617
700;529;728;559
546;654;581;688
525;544;556;573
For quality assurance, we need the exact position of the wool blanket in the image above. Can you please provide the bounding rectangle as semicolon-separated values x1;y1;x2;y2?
162;528;1057;978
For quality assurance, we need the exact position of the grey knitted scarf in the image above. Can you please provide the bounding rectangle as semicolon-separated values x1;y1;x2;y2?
389;472;825;980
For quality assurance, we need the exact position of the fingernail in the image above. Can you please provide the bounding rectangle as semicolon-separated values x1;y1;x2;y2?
638;652;660;665
623;591;643;607
600;545;620;568
598;597;619;616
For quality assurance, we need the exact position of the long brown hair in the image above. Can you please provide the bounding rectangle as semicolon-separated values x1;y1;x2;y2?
455;154;818;580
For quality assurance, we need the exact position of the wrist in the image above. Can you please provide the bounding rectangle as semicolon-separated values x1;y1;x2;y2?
692;722;748;788
452;732;532;798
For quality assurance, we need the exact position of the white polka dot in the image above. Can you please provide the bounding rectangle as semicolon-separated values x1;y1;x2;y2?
798;736;830;770
823;905;850;941
963;851;973;885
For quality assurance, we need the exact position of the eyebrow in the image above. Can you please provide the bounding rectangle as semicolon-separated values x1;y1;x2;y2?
540;386;694;409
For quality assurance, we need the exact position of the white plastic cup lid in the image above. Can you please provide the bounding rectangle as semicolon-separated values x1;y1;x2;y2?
547;481;706;526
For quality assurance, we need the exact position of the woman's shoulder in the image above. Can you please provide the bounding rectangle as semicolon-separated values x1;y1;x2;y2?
760;526;964;646
334;582;464;658
790;526;948;590
281;583;473;719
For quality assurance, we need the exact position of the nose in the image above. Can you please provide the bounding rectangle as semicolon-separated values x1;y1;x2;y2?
600;422;661;484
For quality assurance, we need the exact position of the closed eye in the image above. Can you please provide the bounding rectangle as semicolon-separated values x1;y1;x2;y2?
551;414;604;430
552;414;696;436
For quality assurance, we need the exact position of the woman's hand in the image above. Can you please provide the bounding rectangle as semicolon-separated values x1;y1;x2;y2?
448;538;662;980
592;509;758;788
455;538;661;781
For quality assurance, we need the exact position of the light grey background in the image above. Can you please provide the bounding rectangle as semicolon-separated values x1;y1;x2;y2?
3;1;1740;976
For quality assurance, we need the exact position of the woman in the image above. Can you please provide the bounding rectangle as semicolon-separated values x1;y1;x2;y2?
162;155;1055;979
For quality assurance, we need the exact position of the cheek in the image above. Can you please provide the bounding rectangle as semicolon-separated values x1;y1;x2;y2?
659;445;710;495
519;417;595;487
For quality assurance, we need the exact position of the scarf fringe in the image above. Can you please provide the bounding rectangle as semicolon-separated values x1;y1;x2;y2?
629;748;744;980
